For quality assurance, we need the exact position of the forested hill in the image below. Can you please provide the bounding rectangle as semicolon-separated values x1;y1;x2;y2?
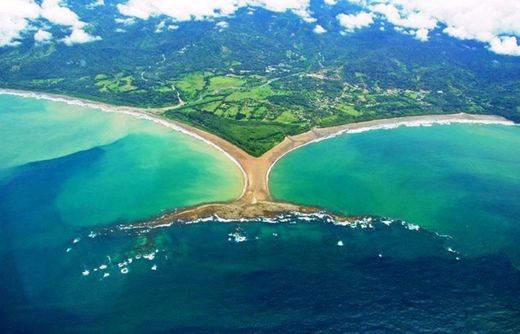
1;0;519;156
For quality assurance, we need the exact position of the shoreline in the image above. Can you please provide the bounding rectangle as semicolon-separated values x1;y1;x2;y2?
0;88;250;201
265;114;516;186
110;200;361;232
1;88;516;224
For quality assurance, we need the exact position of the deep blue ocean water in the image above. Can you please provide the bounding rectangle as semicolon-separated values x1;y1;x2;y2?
2;216;520;333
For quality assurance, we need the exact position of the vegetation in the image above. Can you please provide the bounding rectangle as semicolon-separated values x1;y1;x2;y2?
167;110;307;156
0;0;519;155
95;73;137;93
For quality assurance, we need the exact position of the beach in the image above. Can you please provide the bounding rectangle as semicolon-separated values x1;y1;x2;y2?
0;88;515;224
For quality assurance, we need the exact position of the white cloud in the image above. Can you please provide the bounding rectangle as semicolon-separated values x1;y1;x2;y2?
337;12;373;31
489;36;520;56
415;27;429;42
0;0;40;46
34;29;52;42
62;27;101;45
87;0;105;9
341;0;520;56
41;0;83;27
117;0;314;22
313;24;327;34
154;19;179;32
0;0;100;47
216;21;229;29
115;17;137;25
155;20;166;32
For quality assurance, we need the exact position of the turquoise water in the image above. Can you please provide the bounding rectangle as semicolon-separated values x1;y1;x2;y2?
271;124;520;260
0;95;243;228
1;97;519;333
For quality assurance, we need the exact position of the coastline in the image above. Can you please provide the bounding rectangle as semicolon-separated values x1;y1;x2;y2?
1;88;516;225
265;114;516;187
119;201;356;231
0;88;250;201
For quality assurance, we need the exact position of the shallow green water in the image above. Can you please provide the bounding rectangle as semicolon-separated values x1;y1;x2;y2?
270;124;520;259
0;94;243;228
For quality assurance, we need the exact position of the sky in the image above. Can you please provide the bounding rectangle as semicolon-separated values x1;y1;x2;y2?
0;0;519;56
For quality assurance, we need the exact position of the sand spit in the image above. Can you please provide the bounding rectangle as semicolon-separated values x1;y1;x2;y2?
1;89;515;224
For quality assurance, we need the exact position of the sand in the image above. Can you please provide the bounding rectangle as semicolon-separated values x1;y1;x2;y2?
1;89;515;224
240;112;514;205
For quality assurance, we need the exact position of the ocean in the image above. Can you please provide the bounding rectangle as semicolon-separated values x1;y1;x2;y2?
270;124;520;263
1;95;519;333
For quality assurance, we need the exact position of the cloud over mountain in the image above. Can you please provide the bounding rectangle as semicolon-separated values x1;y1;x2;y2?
0;0;100;47
337;0;520;55
1;0;519;56
117;0;313;22
116;0;520;56
337;12;373;32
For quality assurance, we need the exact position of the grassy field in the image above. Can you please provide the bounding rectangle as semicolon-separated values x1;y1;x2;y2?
95;73;137;93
